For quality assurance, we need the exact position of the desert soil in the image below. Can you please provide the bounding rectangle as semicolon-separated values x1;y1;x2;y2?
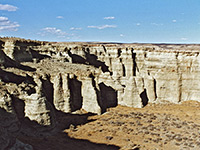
65;101;200;150
19;101;200;150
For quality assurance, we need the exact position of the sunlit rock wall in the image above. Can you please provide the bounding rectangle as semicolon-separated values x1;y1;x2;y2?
2;39;200;115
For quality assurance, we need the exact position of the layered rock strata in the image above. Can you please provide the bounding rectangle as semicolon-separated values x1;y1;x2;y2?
0;38;200;148
1;39;200;113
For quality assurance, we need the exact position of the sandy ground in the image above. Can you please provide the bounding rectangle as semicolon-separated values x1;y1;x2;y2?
18;101;200;150
65;101;200;150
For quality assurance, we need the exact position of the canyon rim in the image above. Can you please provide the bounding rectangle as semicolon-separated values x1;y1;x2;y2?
0;37;200;149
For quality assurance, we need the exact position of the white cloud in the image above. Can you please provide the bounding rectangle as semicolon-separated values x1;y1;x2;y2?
104;16;115;20
88;25;117;30
40;27;68;36
151;23;163;26
56;16;64;19
70;27;82;30
136;23;141;26
181;37;187;41
0;4;18;11
0;16;20;32
120;34;124;37
0;16;8;21
39;27;79;40
172;20;177;23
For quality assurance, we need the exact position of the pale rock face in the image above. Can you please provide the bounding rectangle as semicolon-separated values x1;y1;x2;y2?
121;77;143;108
144;75;156;102
3;41;15;60
2;38;200;116
52;73;71;113
81;76;101;114
19;75;55;128
155;71;181;103
121;48;135;78
35;43;200;107
23;94;53;126
4;41;33;62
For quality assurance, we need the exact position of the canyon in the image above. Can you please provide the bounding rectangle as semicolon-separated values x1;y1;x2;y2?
0;37;200;149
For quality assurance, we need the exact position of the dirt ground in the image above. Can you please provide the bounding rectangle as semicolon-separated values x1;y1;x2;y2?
65;101;200;150
18;101;200;150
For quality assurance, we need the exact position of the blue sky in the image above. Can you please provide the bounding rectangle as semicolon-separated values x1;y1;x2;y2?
0;0;200;43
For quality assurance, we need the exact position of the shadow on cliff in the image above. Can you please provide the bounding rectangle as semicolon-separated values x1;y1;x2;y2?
13;41;50;62
0;107;21;150
98;83;118;113
89;74;118;114
29;48;50;61
67;49;110;73
68;50;87;64
0;50;36;71
10;71;119;149
131;49;138;76
13;97;54;133
85;49;109;73
13;97;119;150
41;75;83;113
68;77;83;112
40;75;94;130
0;68;36;85
13;96;95;132
140;89;149;107
0;41;49;72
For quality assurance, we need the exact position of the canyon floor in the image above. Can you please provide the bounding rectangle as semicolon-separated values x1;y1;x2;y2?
18;101;200;150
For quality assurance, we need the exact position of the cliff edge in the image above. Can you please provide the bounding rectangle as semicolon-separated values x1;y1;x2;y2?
0;37;200;149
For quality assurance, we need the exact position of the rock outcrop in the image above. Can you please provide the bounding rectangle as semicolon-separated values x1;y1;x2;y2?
1;39;200;112
0;89;32;150
0;37;200;149
19;74;56;129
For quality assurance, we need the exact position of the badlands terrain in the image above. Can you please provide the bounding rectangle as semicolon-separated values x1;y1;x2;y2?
0;37;200;149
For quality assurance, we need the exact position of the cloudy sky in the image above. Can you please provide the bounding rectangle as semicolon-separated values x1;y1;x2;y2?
0;0;200;43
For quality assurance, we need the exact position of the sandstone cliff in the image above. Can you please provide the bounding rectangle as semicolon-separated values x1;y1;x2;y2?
0;38;200;149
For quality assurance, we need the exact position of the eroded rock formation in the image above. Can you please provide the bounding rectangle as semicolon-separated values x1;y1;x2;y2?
0;37;200;149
